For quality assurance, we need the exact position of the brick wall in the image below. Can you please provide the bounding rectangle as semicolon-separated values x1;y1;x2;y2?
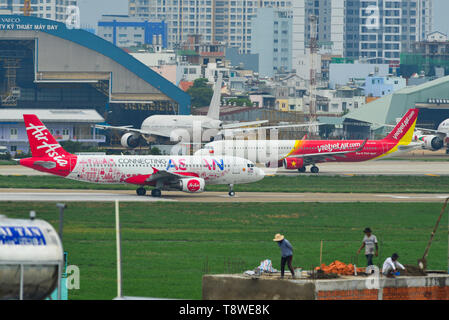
318;286;449;300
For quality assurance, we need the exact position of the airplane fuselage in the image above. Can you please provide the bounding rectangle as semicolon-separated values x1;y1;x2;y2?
141;115;222;138
20;155;262;186
199;139;407;164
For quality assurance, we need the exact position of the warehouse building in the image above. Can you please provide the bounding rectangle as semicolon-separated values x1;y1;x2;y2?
0;109;105;155
0;15;191;130
344;76;449;139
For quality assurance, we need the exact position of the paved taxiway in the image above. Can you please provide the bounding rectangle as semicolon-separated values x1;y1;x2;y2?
2;160;449;177
0;189;448;203
268;160;449;176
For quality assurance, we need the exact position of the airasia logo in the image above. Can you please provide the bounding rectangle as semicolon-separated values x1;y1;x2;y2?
187;179;201;192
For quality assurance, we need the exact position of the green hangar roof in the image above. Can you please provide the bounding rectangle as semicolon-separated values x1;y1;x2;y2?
0;15;191;114
344;75;449;126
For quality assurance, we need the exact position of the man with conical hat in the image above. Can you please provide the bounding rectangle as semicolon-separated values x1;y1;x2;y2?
273;233;295;279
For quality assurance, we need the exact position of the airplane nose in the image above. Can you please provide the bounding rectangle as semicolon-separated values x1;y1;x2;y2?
255;167;265;180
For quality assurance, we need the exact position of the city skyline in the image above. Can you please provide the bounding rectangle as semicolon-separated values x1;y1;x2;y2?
78;0;449;36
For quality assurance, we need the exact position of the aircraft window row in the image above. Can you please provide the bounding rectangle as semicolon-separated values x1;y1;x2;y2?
87;163;232;169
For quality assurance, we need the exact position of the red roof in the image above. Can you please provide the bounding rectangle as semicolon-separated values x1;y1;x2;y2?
179;81;194;92
200;51;224;57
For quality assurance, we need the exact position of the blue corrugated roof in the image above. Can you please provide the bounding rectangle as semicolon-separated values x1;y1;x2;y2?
0;15;191;114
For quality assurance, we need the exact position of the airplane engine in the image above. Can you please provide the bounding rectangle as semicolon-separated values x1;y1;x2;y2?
121;133;141;148
421;135;444;151
265;160;283;168
283;158;304;170
178;178;205;193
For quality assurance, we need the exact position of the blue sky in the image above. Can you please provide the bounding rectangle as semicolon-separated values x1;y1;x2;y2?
434;0;449;35
78;0;128;28
79;0;449;35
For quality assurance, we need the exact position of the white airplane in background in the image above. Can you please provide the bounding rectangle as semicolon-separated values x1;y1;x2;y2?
95;74;268;148
96;74;316;148
19;115;265;197
413;118;449;153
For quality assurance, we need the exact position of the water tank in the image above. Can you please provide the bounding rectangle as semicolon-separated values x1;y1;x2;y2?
0;215;63;300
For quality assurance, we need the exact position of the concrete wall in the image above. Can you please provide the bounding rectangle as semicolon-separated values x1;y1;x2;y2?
203;274;449;300
225;47;259;73
329;63;390;89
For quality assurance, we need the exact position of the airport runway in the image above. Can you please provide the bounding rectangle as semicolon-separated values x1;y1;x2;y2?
1;160;449;177
0;189;448;203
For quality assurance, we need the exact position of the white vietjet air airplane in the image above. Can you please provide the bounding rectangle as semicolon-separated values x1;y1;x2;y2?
19;115;265;197
95;73;314;147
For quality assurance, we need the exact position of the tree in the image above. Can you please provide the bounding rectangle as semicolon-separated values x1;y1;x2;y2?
226;97;252;107
187;78;214;108
150;147;162;155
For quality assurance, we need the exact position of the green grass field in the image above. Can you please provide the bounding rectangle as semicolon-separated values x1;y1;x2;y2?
0;160;16;165
2;175;449;193
1;202;448;300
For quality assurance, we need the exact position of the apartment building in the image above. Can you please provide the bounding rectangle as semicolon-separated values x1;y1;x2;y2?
358;0;432;68
128;0;292;52
252;7;292;77
292;0;432;73
0;0;78;22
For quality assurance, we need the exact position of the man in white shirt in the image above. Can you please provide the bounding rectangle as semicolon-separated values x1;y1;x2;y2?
382;253;406;277
357;227;378;266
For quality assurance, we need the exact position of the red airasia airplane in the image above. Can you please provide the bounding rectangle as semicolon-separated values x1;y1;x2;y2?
18;115;264;197
199;108;419;173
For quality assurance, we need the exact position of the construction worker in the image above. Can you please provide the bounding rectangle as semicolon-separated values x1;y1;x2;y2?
357;227;378;266
382;253;406;277
273;233;295;279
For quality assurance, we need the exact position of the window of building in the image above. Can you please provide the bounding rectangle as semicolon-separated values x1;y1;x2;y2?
10;128;18;140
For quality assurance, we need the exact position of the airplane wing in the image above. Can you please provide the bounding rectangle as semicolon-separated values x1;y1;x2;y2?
124;168;198;185
413;127;447;138
95;124;171;138
219;123;323;136
285;139;368;163
377;123;446;138
220;120;269;129
398;142;423;152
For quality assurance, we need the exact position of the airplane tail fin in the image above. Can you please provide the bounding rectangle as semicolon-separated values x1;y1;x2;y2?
207;73;223;120
383;108;419;144
23;114;71;158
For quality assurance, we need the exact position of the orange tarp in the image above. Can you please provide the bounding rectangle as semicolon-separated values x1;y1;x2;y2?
315;260;365;276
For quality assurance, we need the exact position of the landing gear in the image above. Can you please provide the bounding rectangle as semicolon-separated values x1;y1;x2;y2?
151;189;162;197
298;167;306;173
311;166;319;174
136;187;146;196
228;184;235;197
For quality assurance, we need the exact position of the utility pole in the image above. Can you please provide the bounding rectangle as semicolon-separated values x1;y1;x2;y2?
309;15;319;136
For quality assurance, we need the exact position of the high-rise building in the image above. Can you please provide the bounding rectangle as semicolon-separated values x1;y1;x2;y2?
128;0;292;52
292;0;433;73
357;0;433;67
252;7;292;77
292;0;345;73
0;0;78;23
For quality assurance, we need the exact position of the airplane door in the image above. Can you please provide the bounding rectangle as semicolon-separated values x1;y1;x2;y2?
382;143;389;154
70;156;77;174
232;159;240;174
